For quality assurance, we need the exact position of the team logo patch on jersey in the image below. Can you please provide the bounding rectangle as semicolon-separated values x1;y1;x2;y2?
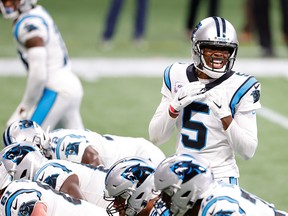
174;82;184;93
65;142;80;158
43;174;59;189
251;84;260;103
24;24;38;32
19;200;37;215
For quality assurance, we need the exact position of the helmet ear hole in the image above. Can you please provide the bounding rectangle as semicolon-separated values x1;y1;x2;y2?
20;169;27;178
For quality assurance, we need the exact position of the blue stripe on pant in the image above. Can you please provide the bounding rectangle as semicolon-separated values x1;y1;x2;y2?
31;88;57;125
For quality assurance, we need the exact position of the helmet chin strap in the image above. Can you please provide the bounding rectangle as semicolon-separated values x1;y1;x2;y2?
9;163;17;180
29;162;34;180
125;180;139;216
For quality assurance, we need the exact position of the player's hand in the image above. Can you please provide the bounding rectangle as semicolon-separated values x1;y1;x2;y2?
207;91;231;119
170;81;205;113
6;106;28;126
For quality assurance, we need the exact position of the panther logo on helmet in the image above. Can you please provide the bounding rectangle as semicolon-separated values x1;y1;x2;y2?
3;144;35;165
170;160;207;184
122;163;154;188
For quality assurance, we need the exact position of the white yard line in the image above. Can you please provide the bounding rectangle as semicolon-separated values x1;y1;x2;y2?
258;107;288;129
1;58;288;79
1;57;287;128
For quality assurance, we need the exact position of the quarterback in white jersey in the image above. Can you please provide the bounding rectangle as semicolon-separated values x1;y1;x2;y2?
0;0;84;130
154;154;287;216
0;163;107;216
149;17;261;183
0;142;110;209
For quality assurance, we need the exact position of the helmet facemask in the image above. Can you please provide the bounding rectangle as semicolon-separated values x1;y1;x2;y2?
0;0;37;19
0;0;19;19
104;190;133;216
160;181;195;216
193;41;238;79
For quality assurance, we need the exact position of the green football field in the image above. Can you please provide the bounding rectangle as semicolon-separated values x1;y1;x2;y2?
1;0;288;58
0;0;287;211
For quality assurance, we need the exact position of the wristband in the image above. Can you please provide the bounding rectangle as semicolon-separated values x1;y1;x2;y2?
169;105;180;115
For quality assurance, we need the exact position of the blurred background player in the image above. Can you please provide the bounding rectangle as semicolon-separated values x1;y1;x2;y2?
153;153;288;216
185;0;220;39
3;120;166;168
0;0;84;131
149;16;261;185
102;0;149;48
0;161;107;216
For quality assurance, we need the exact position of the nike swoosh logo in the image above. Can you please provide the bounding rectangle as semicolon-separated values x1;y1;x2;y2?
254;83;260;89
178;95;187;101
12;199;18;210
213;101;222;109
198;87;206;94
61;144;65;151
38;172;45;181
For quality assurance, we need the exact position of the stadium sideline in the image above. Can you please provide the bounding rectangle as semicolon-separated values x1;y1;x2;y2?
0;58;288;80
1;57;287;129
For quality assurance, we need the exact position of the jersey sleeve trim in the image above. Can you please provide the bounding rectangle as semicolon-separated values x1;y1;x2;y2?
13;15;49;43
164;64;173;91
33;162;72;183
230;76;258;117
201;196;245;216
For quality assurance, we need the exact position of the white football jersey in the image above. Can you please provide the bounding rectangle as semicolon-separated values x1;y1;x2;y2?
199;183;287;216
14;5;77;93
49;129;166;167
11;5;83;130
33;159;109;208
0;180;107;216
150;63;261;180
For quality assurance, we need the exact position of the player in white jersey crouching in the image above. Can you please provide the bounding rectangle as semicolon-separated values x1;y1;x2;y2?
0;0;84;130
153;154;287;216
0;142;110;209
3;120;166;168
0;161;107;216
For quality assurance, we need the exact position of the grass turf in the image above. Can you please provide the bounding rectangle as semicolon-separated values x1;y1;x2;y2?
0;76;287;210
